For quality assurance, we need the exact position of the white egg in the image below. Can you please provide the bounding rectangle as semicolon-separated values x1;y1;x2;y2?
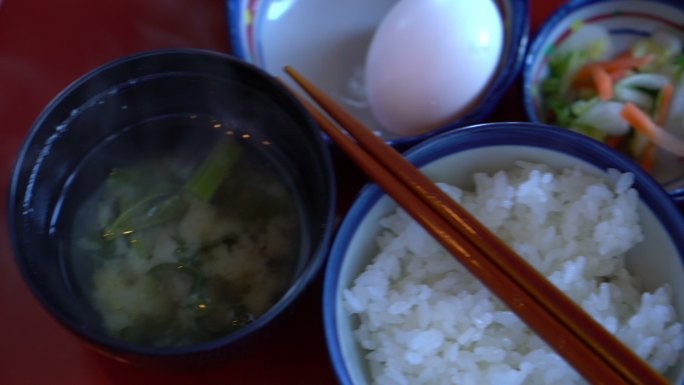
364;0;504;136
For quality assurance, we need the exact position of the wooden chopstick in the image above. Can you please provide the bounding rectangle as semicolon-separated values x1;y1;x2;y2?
282;66;670;385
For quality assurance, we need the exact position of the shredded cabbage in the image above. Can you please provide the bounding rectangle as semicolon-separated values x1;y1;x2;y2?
540;23;684;172
573;100;630;136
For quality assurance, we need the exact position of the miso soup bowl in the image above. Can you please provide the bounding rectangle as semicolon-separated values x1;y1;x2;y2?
323;122;684;384
7;48;336;366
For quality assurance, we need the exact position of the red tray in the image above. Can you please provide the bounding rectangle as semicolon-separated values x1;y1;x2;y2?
0;1;570;384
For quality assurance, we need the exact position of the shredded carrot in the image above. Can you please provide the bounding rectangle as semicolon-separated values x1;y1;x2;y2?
621;102;657;139
655;83;674;126
572;69;627;89
620;103;658;171
603;135;624;149
608;69;627;82
612;49;636;61
591;66;613;100
571;78;593;90
621;102;684;157
572;54;654;88
640;142;656;172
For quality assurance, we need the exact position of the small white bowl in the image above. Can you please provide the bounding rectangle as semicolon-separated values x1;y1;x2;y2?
227;0;529;148
523;0;684;200
323;122;684;384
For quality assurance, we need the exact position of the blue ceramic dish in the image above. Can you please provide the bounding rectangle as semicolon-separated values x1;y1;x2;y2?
226;0;529;149
323;122;684;384
7;48;336;367
523;0;684;201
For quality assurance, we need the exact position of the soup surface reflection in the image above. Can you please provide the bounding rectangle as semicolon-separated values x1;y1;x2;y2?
67;116;302;347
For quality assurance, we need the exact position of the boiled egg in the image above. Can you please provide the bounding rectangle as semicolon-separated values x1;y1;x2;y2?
364;0;504;136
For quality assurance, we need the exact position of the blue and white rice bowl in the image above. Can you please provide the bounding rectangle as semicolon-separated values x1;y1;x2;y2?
226;0;529;148
523;0;684;200
323;123;684;385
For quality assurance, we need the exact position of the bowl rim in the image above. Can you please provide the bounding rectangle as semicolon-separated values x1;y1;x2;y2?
322;121;684;385
6;47;338;358
522;0;684;199
224;0;531;148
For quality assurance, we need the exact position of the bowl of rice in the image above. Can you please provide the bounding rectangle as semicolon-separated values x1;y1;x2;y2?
523;0;684;201
8;48;337;366
323;122;684;384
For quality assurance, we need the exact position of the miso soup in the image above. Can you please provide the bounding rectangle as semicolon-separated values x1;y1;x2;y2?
66;115;303;347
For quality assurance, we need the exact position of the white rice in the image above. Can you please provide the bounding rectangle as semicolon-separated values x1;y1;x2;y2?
343;161;684;385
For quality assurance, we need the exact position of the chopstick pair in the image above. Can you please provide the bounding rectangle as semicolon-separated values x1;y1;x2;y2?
282;66;670;385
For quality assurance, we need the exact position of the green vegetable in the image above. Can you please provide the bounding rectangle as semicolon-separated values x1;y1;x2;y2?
569;123;608;142
102;193;188;240
104;166;176;207
100;138;242;240
552;50;588;92
675;54;684;80
541;50;591;126
629;131;650;159
546;98;574;128
185;137;243;202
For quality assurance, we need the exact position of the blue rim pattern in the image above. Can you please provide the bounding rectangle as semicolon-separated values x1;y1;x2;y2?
225;0;530;149
226;0;249;60
323;122;684;385
522;0;684;201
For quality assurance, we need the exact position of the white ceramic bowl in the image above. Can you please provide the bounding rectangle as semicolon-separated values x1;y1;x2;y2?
227;0;529;148
523;0;684;200
323;122;684;384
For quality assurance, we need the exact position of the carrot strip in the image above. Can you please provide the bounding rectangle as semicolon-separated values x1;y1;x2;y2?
620;102;684;157
571;78;594;90
655;83;674;126
612;50;636;61
572;69;626;89
621;103;656;138
608;68;628;82
591;66;613;100
640;142;656;172
603;54;653;71
573;54;654;88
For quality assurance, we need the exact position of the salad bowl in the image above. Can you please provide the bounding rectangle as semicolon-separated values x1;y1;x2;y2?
523;0;684;200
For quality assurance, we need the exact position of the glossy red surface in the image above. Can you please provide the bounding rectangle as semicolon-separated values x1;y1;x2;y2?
0;1;568;384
